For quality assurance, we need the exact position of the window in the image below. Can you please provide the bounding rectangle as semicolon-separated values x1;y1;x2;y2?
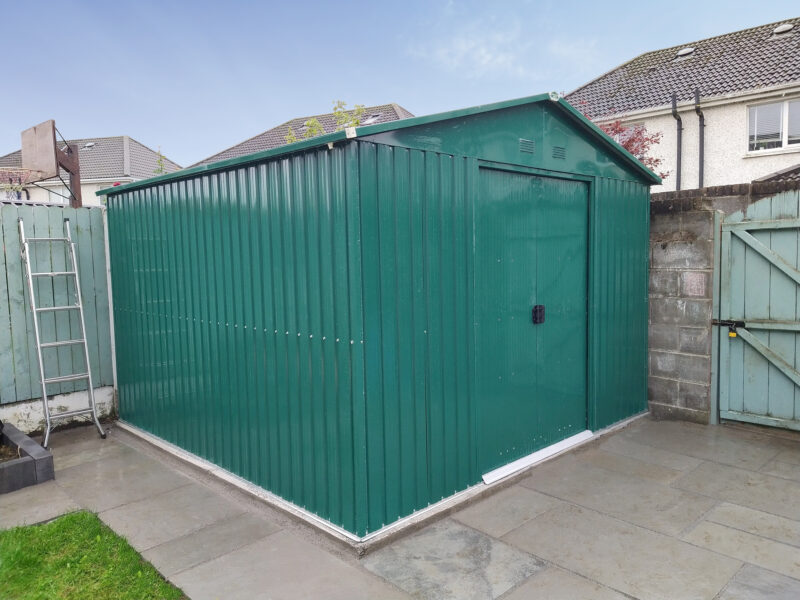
748;100;800;151
789;100;800;146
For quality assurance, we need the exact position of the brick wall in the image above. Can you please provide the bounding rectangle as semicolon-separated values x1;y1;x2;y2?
648;180;800;423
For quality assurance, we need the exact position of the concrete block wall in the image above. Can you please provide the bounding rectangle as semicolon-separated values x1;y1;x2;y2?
647;180;800;424
649;202;715;424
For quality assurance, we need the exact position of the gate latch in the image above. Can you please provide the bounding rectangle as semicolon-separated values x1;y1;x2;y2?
712;319;745;338
532;305;545;325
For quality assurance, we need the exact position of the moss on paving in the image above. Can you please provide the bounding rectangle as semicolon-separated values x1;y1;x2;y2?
0;511;185;600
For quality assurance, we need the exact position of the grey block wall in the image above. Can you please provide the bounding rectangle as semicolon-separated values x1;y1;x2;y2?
649;202;715;424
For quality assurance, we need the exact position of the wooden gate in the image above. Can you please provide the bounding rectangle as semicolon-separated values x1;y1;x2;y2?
718;190;800;430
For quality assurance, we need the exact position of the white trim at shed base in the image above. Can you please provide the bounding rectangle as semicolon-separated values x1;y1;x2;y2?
482;430;594;484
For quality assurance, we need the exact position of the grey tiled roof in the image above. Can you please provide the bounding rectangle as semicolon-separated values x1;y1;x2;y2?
753;163;800;183
0;136;181;182
566;18;800;119
192;103;414;167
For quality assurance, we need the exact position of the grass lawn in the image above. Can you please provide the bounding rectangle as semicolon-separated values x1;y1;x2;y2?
0;511;185;600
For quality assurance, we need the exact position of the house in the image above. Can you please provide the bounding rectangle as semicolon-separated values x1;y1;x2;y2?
566;18;800;192
0;136;181;206
192;103;414;167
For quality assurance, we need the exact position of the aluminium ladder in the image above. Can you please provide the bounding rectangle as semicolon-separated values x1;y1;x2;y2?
18;218;106;448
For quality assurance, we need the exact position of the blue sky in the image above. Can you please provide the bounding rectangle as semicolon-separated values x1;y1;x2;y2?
2;1;798;167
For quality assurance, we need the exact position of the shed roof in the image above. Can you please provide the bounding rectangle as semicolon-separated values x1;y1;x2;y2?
566;17;800;119
99;94;660;197
192;103;414;167
753;163;800;183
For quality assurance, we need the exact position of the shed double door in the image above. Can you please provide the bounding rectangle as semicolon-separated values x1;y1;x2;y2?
476;168;588;474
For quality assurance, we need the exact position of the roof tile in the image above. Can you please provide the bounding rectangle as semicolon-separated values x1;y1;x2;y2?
566;18;800;119
191;103;414;167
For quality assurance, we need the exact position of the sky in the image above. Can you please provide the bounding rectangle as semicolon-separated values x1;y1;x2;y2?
2;1;799;167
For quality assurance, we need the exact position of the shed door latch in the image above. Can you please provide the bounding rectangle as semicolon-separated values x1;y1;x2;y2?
532;305;545;325
711;318;745;337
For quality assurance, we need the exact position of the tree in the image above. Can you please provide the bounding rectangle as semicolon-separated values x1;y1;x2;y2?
332;100;365;130
153;147;168;175
285;101;366;144
575;100;668;179
597;120;668;179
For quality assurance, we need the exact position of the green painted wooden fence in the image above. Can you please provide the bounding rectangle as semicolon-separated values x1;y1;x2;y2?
0;203;113;404
719;189;800;430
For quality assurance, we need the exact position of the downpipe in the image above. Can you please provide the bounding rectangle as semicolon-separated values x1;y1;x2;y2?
671;93;683;191
694;88;705;189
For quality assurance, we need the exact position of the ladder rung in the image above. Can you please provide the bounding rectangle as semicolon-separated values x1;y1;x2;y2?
50;408;93;420
36;305;80;312
32;271;76;277
26;237;70;242
44;373;89;384
40;339;85;348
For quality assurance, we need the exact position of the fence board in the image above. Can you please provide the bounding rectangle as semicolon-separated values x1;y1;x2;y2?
0;203;113;405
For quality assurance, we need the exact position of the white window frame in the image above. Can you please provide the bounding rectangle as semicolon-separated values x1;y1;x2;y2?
747;98;800;153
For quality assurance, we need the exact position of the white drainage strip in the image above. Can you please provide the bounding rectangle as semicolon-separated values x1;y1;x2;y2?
482;430;594;485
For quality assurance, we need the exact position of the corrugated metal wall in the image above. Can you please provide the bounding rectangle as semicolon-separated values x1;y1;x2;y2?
108;146;369;534
357;142;475;533
589;177;650;429
0;204;113;404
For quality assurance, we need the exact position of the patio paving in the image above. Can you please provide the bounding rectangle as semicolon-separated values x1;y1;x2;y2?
1;416;799;599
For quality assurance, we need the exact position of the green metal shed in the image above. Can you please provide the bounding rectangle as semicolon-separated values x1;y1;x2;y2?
100;94;659;540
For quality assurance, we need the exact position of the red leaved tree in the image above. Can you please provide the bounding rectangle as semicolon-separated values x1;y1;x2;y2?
574;99;668;179
598;120;668;179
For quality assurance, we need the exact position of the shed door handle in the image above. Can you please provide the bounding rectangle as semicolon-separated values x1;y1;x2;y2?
532;305;545;324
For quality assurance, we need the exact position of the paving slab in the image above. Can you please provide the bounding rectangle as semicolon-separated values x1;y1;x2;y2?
597;433;703;472
573;447;684;484
521;454;717;535
143;511;282;576
502;503;741;600
502;566;629;600
623;420;782;470
55;449;192;512
773;445;800;466
704;503;800;548
673;461;800;520
171;529;410;600
452;485;560;538
363;519;544;600
717;564;800;600
682;521;800;580
49;432;132;471
0;480;79;529
99;482;244;551
760;458;800;483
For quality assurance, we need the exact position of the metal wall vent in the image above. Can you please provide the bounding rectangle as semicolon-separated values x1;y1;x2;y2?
519;138;536;154
552;146;566;160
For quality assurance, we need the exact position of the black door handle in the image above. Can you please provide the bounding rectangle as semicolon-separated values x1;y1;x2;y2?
532;305;545;324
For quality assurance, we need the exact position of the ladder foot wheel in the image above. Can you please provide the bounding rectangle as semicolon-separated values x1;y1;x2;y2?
100;433;107;439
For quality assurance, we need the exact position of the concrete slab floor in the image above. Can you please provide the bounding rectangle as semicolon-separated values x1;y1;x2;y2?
0;416;798;600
